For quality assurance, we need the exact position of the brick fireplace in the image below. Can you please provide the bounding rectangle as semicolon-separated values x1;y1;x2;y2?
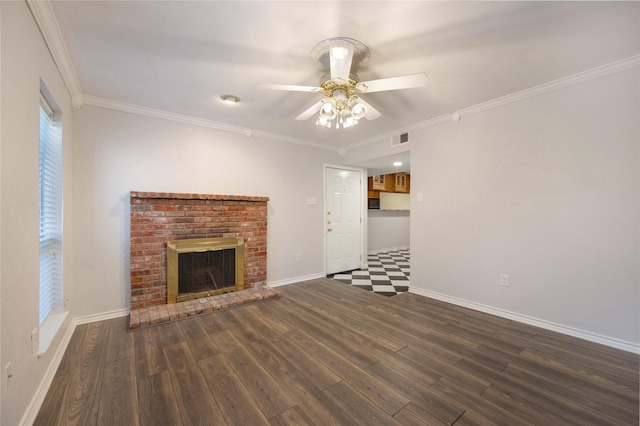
129;191;269;310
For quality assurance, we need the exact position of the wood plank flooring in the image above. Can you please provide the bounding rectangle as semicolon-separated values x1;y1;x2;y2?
35;278;639;425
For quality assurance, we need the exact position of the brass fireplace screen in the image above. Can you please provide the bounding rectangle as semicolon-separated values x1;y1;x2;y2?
167;237;245;303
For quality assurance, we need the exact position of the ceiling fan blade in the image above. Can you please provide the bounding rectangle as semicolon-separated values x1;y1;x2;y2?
329;38;354;81
357;73;428;93
295;100;323;120
355;97;381;120
256;83;320;92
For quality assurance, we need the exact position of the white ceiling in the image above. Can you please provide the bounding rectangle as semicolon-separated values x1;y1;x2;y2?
48;1;638;153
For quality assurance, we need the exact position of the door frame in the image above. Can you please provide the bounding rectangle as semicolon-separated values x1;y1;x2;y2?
323;164;367;275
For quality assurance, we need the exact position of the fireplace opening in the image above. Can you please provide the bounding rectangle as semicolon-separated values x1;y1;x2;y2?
178;249;235;294
167;237;244;303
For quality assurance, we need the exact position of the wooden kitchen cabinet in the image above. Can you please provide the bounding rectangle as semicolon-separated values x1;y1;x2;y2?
370;175;392;191
393;173;409;193
368;173;410;197
368;173;410;209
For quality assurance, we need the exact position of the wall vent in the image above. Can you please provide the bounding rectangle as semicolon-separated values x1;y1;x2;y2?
391;132;410;147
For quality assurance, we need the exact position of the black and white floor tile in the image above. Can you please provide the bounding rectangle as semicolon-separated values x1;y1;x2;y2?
328;249;410;297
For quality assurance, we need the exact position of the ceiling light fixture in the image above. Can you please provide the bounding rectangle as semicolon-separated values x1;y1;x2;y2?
257;36;427;130
393;161;403;167
315;89;368;129
262;37;374;130
220;95;239;105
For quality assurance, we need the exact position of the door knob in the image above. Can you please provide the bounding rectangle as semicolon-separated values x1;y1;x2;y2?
327;228;332;232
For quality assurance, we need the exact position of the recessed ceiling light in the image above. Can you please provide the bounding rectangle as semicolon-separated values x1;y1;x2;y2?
220;95;239;105
393;161;403;167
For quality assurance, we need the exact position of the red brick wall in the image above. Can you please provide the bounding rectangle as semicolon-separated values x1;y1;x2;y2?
129;191;268;309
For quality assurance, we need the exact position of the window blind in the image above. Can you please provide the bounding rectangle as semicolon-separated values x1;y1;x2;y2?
39;98;63;325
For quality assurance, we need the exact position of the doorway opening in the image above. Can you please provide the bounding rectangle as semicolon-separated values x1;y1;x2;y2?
326;153;411;296
324;165;364;276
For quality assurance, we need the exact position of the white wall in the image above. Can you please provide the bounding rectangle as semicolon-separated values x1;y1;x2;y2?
72;106;341;316
0;2;75;424
367;210;410;253
347;66;639;349
2;4;637;422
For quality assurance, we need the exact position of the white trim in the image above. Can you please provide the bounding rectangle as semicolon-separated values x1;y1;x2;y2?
20;320;75;426
454;55;640;121
343;55;640;153
367;245;410;255
27;0;638;155
81;95;339;152
26;0;82;99
18;281;638;425
345;115;451;151
81;54;640;154
409;287;640;354
73;308;129;325
37;311;68;356
323;164;367;275
268;273;326;287
22;0;337;151
19;308;129;425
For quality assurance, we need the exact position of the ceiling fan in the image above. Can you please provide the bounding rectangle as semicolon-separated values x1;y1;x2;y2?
257;37;428;129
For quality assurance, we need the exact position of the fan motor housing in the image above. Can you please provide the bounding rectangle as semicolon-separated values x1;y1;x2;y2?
311;37;371;74
319;74;360;98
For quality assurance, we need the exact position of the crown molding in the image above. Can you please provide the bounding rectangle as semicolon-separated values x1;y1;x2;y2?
26;0;337;151
82;95;339;152
29;0;636;155
26;0;82;99
455;55;640;120
343;114;451;151
343;55;640;153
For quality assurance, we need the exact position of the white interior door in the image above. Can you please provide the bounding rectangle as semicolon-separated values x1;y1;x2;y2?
326;167;363;275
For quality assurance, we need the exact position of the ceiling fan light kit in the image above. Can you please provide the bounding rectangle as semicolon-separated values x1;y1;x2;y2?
257;37;427;130
316;88;367;129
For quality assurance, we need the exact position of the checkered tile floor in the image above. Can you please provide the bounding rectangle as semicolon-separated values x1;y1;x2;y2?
328;249;410;297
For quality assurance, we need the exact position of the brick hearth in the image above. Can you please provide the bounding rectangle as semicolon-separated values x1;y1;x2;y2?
129;283;279;329
129;191;269;310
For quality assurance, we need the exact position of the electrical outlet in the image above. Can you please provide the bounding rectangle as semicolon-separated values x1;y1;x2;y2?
500;274;510;287
31;329;39;355
295;253;301;263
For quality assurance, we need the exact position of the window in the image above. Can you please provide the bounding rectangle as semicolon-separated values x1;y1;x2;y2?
39;96;63;326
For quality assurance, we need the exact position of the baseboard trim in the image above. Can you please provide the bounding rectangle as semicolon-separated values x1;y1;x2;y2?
367;246;410;255
409;287;639;354
268;273;326;287
23;282;636;424
73;308;130;325
20;319;75;426
19;308;130;425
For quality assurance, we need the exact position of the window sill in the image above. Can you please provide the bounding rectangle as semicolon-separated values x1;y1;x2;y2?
38;311;69;357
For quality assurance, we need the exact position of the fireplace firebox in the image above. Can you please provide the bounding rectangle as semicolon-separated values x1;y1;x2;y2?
167;237;245;303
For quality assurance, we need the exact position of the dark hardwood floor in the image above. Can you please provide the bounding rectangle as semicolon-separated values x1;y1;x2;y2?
35;278;639;425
